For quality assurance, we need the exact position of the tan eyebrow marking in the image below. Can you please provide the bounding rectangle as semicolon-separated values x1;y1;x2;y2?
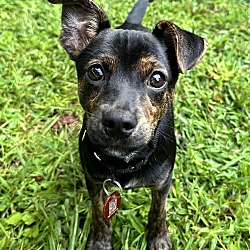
137;56;165;78
87;55;118;72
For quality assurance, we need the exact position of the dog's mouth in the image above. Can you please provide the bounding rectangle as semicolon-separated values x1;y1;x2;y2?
99;146;143;163
85;125;152;163
86;125;159;165
87;128;153;161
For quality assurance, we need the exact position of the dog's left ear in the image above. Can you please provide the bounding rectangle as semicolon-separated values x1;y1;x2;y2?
48;0;110;60
153;21;207;73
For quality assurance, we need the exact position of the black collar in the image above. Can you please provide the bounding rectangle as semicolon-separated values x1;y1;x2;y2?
79;124;160;176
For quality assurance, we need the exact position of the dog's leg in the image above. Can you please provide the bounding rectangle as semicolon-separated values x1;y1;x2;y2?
147;186;172;250
85;178;113;250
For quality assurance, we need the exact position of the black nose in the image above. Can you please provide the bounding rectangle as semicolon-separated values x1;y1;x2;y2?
102;111;137;139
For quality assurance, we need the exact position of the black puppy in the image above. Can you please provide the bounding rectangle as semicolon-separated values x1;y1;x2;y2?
48;0;207;249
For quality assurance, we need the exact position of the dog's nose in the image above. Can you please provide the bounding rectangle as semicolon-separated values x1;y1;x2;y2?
102;111;137;138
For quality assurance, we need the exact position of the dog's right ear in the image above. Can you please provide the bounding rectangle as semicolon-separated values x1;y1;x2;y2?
48;0;110;60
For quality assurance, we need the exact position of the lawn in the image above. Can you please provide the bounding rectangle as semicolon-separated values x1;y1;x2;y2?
0;0;249;249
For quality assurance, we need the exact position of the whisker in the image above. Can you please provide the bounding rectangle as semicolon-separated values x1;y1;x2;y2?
158;129;176;142
162;124;175;130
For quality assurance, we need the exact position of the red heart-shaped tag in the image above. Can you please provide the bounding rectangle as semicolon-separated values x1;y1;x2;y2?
103;191;121;220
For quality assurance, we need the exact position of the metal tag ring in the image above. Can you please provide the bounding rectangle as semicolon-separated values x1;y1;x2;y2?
103;179;123;196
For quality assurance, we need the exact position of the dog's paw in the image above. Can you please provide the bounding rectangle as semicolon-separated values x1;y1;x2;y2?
86;231;113;250
146;233;172;250
86;241;112;250
86;240;113;250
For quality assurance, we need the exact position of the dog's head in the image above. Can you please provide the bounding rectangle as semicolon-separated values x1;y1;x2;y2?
52;0;207;160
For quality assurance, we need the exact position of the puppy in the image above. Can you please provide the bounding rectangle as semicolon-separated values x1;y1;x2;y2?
48;0;207;249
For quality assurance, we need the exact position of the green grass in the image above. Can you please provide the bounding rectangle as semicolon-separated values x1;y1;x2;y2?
0;0;249;249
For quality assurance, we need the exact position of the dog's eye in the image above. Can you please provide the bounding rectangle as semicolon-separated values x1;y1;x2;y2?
149;72;166;89
87;65;104;81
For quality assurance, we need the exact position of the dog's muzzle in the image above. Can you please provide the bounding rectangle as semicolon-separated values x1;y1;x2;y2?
102;110;138;139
